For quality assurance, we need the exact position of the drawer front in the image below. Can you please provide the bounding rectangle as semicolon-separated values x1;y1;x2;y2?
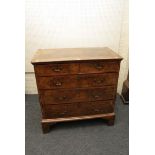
78;73;118;88
41;89;79;104
42;103;79;118
37;73;118;89
37;76;77;89
79;87;115;102
41;86;115;104
34;63;79;76
42;100;114;118
80;100;114;116
79;61;120;74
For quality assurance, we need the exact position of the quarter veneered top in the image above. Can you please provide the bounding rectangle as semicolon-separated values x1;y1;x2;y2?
31;47;123;64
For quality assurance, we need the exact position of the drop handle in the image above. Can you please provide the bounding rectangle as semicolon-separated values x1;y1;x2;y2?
93;95;100;98
60;111;67;115
58;96;67;101
53;68;62;72
49;80;62;87
52;65;62;72
94;63;103;70
55;81;62;86
94;79;104;84
94;109;100;112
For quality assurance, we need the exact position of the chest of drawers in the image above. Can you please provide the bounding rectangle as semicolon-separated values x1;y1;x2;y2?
31;47;122;133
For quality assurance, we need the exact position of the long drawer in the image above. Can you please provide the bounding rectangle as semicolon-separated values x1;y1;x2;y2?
40;86;115;104
42;100;114;118
37;73;118;89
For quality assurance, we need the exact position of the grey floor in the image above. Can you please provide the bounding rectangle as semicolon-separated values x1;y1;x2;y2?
26;95;129;155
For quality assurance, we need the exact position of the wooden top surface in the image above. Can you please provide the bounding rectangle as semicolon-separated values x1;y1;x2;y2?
31;47;123;64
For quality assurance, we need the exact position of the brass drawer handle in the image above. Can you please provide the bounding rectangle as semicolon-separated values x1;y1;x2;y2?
52;65;62;72
94;109;100;112
58;96;67;101
60;111;68;116
90;93;101;99
94;63;103;70
60;111;67;115
94;79;104;84
53;68;62;72
55;81;62;86
94;95;100;98
49;80;62;87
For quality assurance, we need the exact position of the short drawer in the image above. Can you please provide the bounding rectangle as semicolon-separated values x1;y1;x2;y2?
41;89;79;104
37;75;77;89
79;61;120;74
42;100;114;118
42;103;79;118
80;100;114;116
78;73;118;88
40;86;115;104
34;63;79;76
79;87;115;102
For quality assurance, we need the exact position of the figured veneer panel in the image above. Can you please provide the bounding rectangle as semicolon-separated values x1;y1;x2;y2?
42;100;114;118
34;63;79;76
41;89;79;104
40;86;115;104
78;73;118;88
37;75;77;89
79;61;120;74
78;87;115;102
37;73;118;89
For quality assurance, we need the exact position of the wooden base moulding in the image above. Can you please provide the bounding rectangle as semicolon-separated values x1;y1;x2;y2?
41;113;115;133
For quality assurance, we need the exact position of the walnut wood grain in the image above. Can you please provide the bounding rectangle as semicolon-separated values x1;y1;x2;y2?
31;47;123;64
37;75;77;89
42;100;114;118
78;73;118;88
36;73;118;89
34;60;120;76
40;86;115;105
34;63;79;76
79;61;120;73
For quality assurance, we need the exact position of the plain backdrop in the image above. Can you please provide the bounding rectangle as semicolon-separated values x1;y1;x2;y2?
25;0;129;94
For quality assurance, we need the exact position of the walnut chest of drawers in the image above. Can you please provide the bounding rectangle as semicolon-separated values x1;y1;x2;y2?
31;47;122;133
